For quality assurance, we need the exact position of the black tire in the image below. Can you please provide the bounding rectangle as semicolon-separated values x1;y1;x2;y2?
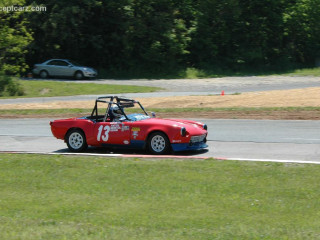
147;132;170;154
74;71;84;80
66;129;88;152
39;70;48;79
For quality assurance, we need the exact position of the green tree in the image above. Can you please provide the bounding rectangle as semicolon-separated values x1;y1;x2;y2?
27;0;132;70
24;0;320;76
189;0;288;71
125;0;195;74
284;0;320;65
26;0;196;77
233;0;288;70
0;0;33;75
189;0;241;68
0;72;24;96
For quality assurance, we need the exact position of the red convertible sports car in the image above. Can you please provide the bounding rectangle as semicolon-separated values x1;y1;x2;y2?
50;96;208;154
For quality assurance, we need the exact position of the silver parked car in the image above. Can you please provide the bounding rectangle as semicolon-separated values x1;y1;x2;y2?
32;59;97;80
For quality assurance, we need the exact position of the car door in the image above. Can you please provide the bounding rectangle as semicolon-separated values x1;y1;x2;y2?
45;60;60;76
55;60;73;76
62;60;76;76
94;121;132;147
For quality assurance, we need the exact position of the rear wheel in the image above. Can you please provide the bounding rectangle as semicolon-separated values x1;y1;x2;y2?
66;129;87;152
39;70;48;79
148;132;170;154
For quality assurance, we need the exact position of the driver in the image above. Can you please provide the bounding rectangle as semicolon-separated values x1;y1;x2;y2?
108;105;124;122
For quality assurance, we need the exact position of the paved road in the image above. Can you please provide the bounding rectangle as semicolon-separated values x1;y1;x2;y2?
2;76;319;105
78;76;320;92
1;118;319;162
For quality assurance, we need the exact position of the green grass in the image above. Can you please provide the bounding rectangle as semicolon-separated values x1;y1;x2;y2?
46;65;320;79
0;80;161;98
183;68;213;78
1;107;319;118
147;106;320;113
1;153;320;239
99;66;320;79
283;67;320;76
182;67;320;78
0;108;93;116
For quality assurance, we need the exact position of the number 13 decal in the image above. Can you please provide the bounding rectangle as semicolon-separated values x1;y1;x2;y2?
97;125;110;142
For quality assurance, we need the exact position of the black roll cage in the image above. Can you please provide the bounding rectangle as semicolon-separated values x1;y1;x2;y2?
90;96;149;122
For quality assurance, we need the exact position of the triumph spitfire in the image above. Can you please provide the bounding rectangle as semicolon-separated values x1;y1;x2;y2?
50;96;208;154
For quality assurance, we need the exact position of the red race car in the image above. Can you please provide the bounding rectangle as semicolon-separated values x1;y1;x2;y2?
50;96;208;154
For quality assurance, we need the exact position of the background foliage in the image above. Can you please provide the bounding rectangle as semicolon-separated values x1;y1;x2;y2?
0;0;33;75
1;0;320;78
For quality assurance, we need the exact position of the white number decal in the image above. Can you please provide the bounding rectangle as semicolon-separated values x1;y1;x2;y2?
97;125;110;142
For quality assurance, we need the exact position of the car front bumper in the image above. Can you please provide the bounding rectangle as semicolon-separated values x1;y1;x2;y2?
171;141;208;152
83;71;97;77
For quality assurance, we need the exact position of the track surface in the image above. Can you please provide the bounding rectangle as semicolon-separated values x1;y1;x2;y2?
1;118;319;162
1;77;319;161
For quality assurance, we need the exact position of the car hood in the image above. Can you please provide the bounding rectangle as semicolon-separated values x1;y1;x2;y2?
144;118;207;135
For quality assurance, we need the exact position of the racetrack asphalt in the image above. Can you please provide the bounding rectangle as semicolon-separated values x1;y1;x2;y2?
1;118;319;162
1;76;319;163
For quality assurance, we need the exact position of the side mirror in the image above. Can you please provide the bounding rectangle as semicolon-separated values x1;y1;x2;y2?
68;64;72;68
151;112;156;118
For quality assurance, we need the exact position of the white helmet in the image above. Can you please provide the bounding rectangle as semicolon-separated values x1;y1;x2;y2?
110;105;123;118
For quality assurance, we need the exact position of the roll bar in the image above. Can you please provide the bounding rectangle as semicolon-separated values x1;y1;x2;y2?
90;96;148;122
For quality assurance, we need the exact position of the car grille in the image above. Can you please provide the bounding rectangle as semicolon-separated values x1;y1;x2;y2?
190;134;206;143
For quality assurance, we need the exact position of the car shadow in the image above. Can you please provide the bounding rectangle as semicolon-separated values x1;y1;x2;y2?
53;147;209;157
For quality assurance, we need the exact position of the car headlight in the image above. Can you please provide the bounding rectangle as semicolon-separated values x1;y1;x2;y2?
181;127;186;137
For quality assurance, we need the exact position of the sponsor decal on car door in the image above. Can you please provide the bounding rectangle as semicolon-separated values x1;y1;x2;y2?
94;122;131;145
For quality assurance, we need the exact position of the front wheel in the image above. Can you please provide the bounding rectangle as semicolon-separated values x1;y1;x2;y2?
74;71;84;80
147;132;170;154
66;129;87;152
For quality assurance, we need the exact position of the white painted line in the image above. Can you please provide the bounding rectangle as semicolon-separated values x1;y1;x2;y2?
0;151;122;157
47;152;123;157
1;151;320;165
220;157;320;165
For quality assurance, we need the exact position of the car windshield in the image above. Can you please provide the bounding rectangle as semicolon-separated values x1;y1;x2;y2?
115;101;150;122
120;113;150;122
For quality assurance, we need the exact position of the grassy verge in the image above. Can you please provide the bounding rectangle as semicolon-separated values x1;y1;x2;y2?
1;153;320;239
98;67;320;79
147;106;320;113
0;107;319;118
0;80;161;98
0;108;93;117
283;67;320;76
182;67;320;78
